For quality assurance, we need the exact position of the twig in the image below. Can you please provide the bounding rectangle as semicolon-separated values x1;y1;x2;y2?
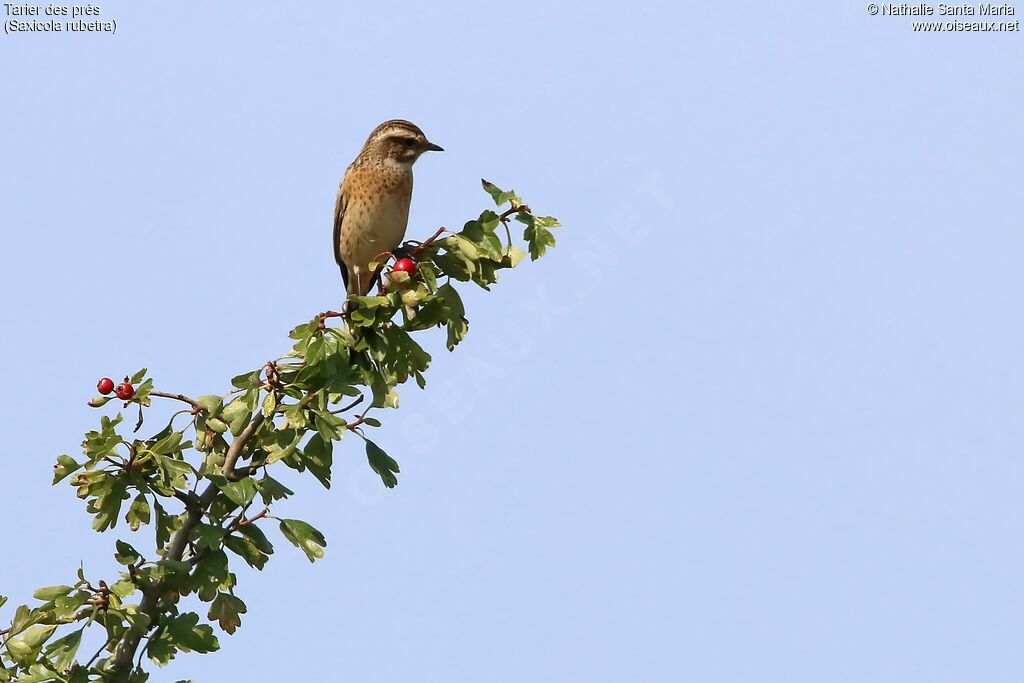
345;401;375;431
410;227;453;257
221;415;266;477
149;391;203;411
498;204;528;221
173;490;197;507
330;394;364;414
135;633;151;670
84;636;114;670
227;506;270;533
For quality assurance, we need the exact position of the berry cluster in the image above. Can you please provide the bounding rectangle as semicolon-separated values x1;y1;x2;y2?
97;377;134;400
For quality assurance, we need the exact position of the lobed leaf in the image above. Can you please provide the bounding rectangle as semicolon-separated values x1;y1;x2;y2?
278;519;326;562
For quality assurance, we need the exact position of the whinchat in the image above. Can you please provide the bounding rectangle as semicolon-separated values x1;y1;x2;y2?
333;119;443;296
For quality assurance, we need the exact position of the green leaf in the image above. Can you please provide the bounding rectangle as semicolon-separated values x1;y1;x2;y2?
129;368;148;384
52;454;82;485
437;283;468;351
313;411;346;442
265;428;301;465
481;178;520;206
506;244;528;267
114;540;141;566
261;391;278;417
149;612;219;663
108;580;137;599
302;433;333;489
305;335;326;364
432;251;472;282
219;478;257;507
152;430;184;456
255;475;293;504
32;585;74;602
20;624;57;649
190;523;226;551
209;592;247;635
288;321;314;341
224;526;272;570
156;455;194;489
239;524;274;554
89;476;130;532
191;550;230;602
518;212;558;260
365;439;400;488
9;604;32;635
126;493;151;532
278;519;327;562
6;624;57;665
133;377;155;405
43;627;83;672
153;499;178;550
231;370;260;389
462;213;503;259
171;612;220;653
222;397;253;437
197;395;224;416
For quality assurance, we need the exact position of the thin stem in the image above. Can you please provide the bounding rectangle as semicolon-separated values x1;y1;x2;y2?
84;636;114;670
345;402;375;432
227;506;270;533
135;633;150;670
410;227;453;256
498;203;528;221
149;391;203;411
330;394;364;415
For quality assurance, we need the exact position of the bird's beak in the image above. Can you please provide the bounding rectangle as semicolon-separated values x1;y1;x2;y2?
423;141;444;152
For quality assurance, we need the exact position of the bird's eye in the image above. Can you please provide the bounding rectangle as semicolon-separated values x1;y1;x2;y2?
401;138;416;146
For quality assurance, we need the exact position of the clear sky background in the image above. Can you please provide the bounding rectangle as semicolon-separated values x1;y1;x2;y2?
2;2;1023;681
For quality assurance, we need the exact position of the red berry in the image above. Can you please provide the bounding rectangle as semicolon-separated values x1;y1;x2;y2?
115;382;135;400
97;377;115;395
393;258;417;274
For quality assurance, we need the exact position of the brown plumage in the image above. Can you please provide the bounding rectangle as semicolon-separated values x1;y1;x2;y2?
333;120;443;296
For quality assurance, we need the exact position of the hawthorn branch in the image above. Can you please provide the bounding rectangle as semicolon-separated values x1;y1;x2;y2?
330;394;364;415
410;227;453;257
221;415;266;477
227;506;269;533
84;636;115;671
344;401;375;432
149;391;203;411
110;412;266;680
498;204;524;221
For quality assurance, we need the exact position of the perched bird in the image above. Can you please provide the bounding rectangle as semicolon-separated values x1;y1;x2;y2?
333;119;443;297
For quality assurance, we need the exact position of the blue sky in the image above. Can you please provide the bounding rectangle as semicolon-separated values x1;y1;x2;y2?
2;2;1023;681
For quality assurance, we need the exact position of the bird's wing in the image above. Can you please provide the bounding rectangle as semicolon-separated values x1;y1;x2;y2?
333;174;349;290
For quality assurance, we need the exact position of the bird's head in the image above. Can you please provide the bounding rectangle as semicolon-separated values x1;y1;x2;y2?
361;119;443;165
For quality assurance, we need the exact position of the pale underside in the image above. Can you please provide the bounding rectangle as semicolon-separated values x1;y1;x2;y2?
334;164;414;296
